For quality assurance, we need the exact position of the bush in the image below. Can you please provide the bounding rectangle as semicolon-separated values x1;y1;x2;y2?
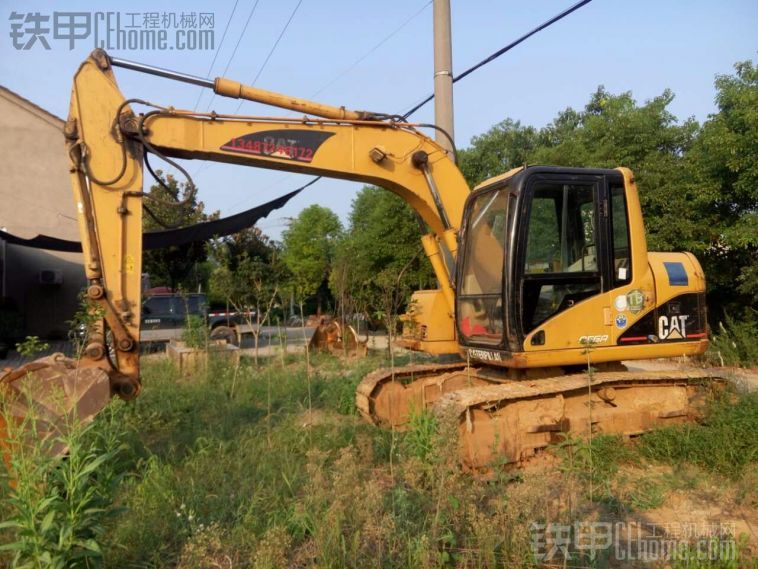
0;399;127;568
707;311;758;367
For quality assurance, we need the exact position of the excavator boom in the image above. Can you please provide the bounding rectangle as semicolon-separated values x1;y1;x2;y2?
63;49;470;399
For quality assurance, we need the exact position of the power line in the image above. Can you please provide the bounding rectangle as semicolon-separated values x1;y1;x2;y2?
192;0;240;111
200;1;592;215
233;0;305;114
401;0;593;119
194;0;303;176
308;0;431;100
204;0;261;112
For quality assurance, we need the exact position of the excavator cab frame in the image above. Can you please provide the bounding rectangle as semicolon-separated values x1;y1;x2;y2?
455;166;709;368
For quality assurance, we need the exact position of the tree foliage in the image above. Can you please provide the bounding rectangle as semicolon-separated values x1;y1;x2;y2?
142;173;216;291
281;205;343;310
331;187;435;321
685;61;757;310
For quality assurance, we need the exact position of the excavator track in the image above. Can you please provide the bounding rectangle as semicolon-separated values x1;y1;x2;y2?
356;362;473;426
356;364;725;470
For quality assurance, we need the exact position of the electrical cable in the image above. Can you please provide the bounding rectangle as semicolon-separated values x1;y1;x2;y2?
204;0;261;112
401;0;593;119
308;0;431;99
232;0;304;114
192;0;241;111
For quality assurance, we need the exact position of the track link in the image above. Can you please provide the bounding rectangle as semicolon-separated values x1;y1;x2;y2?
356;364;725;470
434;370;724;469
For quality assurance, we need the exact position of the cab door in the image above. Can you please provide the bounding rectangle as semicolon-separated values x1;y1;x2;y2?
516;173;613;352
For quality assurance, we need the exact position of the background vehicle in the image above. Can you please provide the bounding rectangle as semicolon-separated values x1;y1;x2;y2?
0;50;723;468
140;292;250;346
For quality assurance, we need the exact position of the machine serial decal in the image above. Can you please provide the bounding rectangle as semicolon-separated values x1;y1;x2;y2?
468;348;503;362
220;130;335;163
615;314;628;329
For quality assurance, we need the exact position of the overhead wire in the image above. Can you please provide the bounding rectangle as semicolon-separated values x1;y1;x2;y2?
400;0;593;119
203;0;261;112
232;0;305;114
308;0;432;100
192;0;240;111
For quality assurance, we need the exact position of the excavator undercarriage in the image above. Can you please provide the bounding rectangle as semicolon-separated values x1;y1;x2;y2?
357;363;724;470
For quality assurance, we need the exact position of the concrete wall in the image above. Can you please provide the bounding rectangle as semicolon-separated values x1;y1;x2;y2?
0;86;86;339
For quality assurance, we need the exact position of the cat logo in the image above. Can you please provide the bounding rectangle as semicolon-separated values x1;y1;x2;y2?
658;315;688;340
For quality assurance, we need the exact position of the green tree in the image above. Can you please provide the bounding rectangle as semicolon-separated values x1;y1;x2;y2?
332;186;435;322
142;172;217;291
684;61;757;315
458;119;538;186
281;204;343;313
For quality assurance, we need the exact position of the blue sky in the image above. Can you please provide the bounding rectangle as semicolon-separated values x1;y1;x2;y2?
1;0;756;239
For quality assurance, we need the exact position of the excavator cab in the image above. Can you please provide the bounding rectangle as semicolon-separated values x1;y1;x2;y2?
456;166;709;368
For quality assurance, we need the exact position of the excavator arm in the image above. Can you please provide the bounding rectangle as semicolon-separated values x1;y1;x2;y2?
64;49;470;399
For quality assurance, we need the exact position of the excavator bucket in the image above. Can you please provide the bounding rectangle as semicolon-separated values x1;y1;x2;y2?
0;354;111;461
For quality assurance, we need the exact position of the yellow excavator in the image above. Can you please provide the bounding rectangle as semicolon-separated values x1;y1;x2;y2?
1;50;721;469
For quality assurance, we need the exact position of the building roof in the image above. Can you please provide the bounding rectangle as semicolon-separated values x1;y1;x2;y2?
0;84;64;129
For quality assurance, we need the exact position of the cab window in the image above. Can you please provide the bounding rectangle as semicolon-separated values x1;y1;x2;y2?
458;189;508;345
521;182;601;332
610;183;632;286
142;296;172;315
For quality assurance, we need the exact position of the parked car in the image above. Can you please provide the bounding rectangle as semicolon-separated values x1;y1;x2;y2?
140;293;253;346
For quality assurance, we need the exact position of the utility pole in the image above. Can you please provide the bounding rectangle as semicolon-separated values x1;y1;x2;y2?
433;0;455;154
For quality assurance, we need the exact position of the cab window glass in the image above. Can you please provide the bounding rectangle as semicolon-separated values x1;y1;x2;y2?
610;184;632;285
521;182;601;333
525;184;597;274
458;189;508;345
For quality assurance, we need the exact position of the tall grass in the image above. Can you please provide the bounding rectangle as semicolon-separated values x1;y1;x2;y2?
637;391;758;479
1;350;755;567
0;394;127;568
706;311;758;367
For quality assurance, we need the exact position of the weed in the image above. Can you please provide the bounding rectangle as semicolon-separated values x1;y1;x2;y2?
402;408;438;464
14;336;49;358
706;310;758;367
638;391;758;478
0;394;127;568
181;314;208;349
